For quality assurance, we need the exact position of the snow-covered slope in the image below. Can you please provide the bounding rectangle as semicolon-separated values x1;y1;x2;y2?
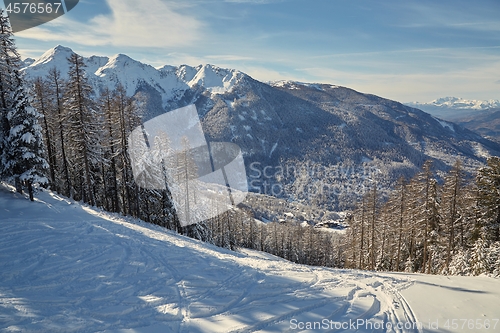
0;184;500;333
397;273;500;333
1;184;500;332
0;183;410;332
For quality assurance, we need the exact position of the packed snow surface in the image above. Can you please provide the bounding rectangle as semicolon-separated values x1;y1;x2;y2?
1;184;499;332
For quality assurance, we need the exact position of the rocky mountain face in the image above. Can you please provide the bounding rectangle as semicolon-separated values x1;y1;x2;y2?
22;46;500;210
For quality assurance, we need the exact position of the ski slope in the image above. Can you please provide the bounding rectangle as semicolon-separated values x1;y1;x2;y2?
1;184;499;333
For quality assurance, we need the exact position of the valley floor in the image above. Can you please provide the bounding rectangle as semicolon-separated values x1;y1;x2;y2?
0;184;499;333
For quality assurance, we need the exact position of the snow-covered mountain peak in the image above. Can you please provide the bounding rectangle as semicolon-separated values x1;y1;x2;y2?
95;53;146;77
91;54;190;98
21;57;35;68
433;96;460;104
187;64;246;94
156;64;177;74
22;45;78;79
30;45;74;67
175;64;198;82
108;53;135;64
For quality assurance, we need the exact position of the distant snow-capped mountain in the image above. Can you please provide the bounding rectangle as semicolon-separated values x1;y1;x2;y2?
405;97;500;141
405;97;500;121
22;46;500;210
408;97;500;111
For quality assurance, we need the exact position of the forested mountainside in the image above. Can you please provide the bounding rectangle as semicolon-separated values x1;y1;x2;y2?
22;46;500;210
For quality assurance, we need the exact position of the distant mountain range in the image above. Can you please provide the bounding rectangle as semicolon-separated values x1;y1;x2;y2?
408;97;500;112
21;46;500;210
406;98;500;142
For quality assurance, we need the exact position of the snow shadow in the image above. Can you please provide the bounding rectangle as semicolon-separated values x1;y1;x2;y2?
412;280;489;294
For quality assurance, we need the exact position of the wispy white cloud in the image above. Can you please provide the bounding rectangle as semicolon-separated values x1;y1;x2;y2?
311;46;500;60
393;2;500;32
299;59;500;102
17;0;203;48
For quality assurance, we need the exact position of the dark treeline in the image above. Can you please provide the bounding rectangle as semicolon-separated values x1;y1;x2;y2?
205;208;343;267
345;159;500;276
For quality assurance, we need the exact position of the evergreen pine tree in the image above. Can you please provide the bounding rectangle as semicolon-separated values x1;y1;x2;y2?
476;157;500;242
487;242;500;277
0;10;48;199
3;86;48;199
448;249;471;276
0;9;20;179
470;237;489;276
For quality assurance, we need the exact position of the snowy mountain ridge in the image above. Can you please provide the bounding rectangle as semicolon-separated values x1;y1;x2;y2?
23;45;246;100
270;80;341;91
407;96;500;111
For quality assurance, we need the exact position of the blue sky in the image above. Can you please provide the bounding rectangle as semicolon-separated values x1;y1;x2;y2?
9;0;500;102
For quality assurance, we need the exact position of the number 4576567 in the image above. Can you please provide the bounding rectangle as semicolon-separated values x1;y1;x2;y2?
443;319;499;330
6;2;62;14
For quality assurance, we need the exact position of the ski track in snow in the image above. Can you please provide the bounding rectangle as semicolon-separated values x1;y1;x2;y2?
1;185;421;332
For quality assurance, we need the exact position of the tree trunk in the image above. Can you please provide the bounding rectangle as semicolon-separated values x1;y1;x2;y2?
27;181;34;201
